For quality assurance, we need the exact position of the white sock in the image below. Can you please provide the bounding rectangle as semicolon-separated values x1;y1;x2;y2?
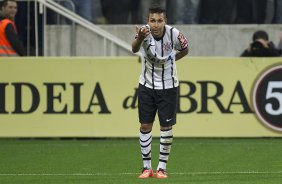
157;128;173;171
139;129;152;169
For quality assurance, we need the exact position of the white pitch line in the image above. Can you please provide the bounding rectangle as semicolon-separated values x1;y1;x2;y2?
0;171;282;176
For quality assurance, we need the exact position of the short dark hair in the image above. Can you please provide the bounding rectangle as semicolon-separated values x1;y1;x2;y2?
1;0;16;8
252;30;269;41
149;5;166;15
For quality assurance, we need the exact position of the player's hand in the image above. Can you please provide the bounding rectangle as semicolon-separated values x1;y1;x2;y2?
136;25;150;41
255;38;269;48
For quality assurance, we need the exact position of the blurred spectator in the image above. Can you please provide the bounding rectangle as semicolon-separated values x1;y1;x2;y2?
199;0;236;24
61;0;93;22
16;1;43;56
236;0;267;24
0;0;25;56
92;0;105;24
138;0;166;24
273;0;282;23
265;0;275;23
100;0;111;23
47;0;105;24
129;0;141;24
173;0;201;24
100;0;141;24
60;0;106;24
241;30;280;57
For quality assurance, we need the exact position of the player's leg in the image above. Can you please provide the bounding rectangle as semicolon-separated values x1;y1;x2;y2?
156;126;173;178
138;123;154;178
137;84;157;178
156;87;178;178
140;123;153;170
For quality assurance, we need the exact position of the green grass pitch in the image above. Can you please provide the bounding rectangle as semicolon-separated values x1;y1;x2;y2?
0;138;282;184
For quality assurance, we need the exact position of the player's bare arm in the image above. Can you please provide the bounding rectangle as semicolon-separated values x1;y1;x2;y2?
176;47;189;61
132;26;150;53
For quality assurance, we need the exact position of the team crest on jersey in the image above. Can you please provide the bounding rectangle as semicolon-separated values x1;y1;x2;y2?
163;42;172;52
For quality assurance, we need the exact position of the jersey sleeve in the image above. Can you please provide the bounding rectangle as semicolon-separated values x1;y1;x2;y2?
5;23;26;56
173;29;188;51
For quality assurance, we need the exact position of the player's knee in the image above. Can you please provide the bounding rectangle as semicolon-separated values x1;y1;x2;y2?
140;123;153;132
160;126;172;131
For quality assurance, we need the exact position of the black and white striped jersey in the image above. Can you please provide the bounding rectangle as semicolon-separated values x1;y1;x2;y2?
138;25;188;90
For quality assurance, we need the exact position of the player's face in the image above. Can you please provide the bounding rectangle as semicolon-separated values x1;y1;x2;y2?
2;1;18;20
148;13;166;38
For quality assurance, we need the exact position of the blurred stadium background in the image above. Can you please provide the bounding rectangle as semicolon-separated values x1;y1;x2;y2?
1;0;282;183
5;0;282;57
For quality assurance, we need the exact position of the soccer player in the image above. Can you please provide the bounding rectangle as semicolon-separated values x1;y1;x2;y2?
132;5;189;179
